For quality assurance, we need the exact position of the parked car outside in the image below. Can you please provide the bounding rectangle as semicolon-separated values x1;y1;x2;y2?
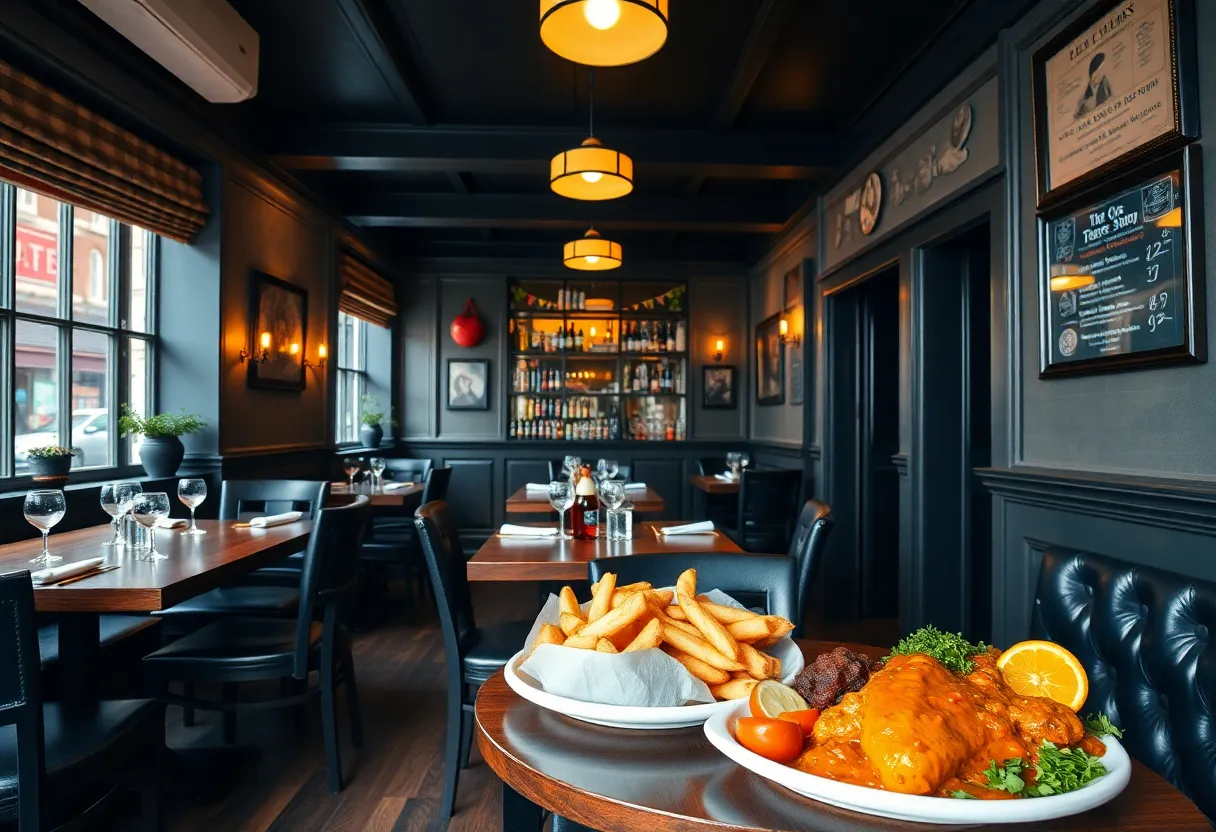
14;408;110;471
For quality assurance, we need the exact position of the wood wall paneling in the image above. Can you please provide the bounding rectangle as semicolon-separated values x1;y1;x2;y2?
443;458;496;531
437;277;504;441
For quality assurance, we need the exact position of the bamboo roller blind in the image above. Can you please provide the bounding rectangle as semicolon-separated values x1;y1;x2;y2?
339;253;398;328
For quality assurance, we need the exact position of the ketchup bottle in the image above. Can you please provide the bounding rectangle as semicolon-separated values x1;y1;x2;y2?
572;465;599;540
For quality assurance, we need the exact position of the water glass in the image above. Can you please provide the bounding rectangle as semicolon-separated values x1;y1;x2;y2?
115;481;143;548
178;478;207;535
740;452;751;471
100;482;122;547
25;489;66;565
369;457;387;487
132;492;171;561
548;481;574;540
343;457;361;488
599;479;625;511
562;455;582;481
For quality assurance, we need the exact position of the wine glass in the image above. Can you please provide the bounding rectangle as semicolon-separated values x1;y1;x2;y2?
177;478;207;536
599;480;625;512
25;490;66;565
562;455;582;482
548;481;575;540
343;457;361;488
100;482;122;546
739;452;751;473
369;457;387;488
115;481;142;546
727;452;741;478
132;492;170;561
604;459;620;480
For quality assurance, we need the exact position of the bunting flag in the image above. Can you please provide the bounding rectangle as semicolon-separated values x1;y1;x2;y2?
624;285;685;311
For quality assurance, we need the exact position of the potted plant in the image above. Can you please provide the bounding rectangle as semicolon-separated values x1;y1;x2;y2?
27;445;74;482
119;405;206;478
359;395;395;448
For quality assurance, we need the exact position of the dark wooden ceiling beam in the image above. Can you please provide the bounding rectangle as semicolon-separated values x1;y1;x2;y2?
713;0;795;129
332;0;432;124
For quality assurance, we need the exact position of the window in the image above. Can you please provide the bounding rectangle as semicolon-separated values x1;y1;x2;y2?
6;183;156;476
335;311;366;444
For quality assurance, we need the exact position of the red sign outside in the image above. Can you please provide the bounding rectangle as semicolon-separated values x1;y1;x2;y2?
16;225;58;284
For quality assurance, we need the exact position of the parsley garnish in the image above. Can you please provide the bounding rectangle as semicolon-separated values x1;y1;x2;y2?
950;790;978;799
1026;741;1107;797
887;626;989;674
1084;712;1124;739
983;758;1026;794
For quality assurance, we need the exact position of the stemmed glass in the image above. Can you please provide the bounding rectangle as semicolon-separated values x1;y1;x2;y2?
100;482;123;546
727;452;742;478
599;480;625;512
343;457;361;488
562;455;582;482
115;481;143;545
132;492;170;561
739;452;751;474
177;478;207;535
369;457;387;488
25;490;66;565
548;481;574;540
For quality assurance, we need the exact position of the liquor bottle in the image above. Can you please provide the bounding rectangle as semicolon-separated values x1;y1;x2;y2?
650;364;660;394
565;325;574;350
657;321;667;352
665;420;675;441
675;320;686;352
676;417;685;441
571;467;598;539
651;322;660;352
509;419;516;439
666;321;676;352
662;361;672;393
575;328;584;350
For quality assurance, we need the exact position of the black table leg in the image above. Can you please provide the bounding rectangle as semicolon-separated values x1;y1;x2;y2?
502;784;544;832
58;613;101;706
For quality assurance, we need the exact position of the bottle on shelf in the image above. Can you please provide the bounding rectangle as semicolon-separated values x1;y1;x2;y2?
675;320;686;352
676;417;686;441
572;466;599;540
665;420;675;441
564;325;574;350
657;320;667;352
575;327;584;350
666;321;676;352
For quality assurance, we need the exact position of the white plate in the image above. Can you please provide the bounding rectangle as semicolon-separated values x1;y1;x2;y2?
504;639;805;730
704;700;1131;825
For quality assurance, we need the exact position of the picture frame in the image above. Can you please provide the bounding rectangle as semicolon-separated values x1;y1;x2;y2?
1031;0;1197;209
1038;146;1205;377
788;342;804;406
783;262;804;308
247;271;308;392
702;365;737;409
755;313;785;406
447;359;490;410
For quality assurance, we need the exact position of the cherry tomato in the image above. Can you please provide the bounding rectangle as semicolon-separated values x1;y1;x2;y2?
778;708;821;734
735;716;804;763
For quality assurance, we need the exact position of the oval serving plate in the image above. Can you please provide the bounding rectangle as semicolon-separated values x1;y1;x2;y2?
504;638;804;731
704;700;1131;825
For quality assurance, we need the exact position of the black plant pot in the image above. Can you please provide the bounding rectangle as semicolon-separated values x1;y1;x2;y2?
360;424;383;449
29;454;72;482
139;436;185;478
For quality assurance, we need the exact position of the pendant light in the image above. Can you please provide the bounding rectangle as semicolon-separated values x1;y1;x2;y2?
540;0;669;67
564;228;622;271
551;70;633;201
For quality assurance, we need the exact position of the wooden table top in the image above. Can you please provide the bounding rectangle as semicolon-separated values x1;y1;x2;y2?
476;639;1210;832
689;473;740;494
467;521;744;581
505;485;665;514
0;519;312;613
330;481;423;506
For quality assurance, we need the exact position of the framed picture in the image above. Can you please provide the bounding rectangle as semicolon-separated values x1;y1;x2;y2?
247;271;307;392
1031;0;1197;208
788;344;804;406
755;313;785;406
702;365;736;409
783;262;803;308
1039;146;1205;377
447;359;490;410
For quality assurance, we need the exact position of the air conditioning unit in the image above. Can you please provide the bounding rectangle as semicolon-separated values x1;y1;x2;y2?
77;0;259;103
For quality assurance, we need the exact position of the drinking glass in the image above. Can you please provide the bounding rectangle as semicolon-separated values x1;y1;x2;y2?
727;452;741;478
132;492;171;561
100;482;123;547
740;452;751;472
605;459;620;480
178;478;207;536
369;457;387;487
548;481;575;540
599;480;625;511
115;481;143;546
25;490;66;565
562;455;582;481
343;457;361;488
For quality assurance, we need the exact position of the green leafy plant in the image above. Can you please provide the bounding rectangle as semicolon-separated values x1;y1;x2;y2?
887;626;989;674
983;758;1026;794
118;404;206;439
1084;712;1124;739
27;445;74;459
359;394;397;428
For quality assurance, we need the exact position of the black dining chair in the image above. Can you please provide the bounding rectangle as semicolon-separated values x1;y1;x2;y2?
787;500;833;636
719;468;802;552
547;459;566;481
414;501;534;825
143;496;370;793
362;466;453;602
0;571;165;831
369;459;437;532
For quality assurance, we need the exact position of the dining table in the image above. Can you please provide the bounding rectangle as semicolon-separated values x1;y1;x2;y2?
1;518;312;705
476;639;1212;831
505;484;666;514
330;480;423;506
467;521;744;582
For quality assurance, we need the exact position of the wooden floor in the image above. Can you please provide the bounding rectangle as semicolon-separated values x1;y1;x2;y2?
106;582;898;832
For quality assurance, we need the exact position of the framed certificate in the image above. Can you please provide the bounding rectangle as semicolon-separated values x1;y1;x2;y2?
1031;0;1197;208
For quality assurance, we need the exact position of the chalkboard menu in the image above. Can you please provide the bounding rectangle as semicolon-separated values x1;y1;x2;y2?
1040;149;1205;376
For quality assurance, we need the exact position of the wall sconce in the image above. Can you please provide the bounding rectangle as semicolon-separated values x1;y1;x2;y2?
240;331;271;364
304;344;328;369
778;317;801;348
714;338;725;362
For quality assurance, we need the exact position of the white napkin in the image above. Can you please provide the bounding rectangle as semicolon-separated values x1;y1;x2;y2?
624;482;647;491
713;473;737;482
524;483;552;493
499;524;559;537
154;517;188;529
331;481;349;487
660;520;715;535
383;481;414;490
249;511;304;528
32;557;106;586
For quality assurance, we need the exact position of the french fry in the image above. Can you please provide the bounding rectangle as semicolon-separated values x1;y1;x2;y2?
739;642;778;680
665;646;730;684
533;623;565;649
752;616;796;647
692;597;761;624
579;591;647;640
559;612;586;637
564;633;598;650
730;670;752;680
726;617;772;643
710;678;759;700
677;592;739;660
559;586;585;621
676;568;697;599
595;638;618;654
650;604;701;637
609;618;645;651
611;588;674;610
661;624;744;672
623;618;663;653
587;573;617;623
593;578;650;595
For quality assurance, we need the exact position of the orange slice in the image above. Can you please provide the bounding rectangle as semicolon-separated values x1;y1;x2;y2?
996;640;1088;711
749;679;808;719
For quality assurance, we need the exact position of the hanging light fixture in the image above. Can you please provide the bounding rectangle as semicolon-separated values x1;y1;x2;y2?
540;0;669;67
551;70;633;201
564;228;622;271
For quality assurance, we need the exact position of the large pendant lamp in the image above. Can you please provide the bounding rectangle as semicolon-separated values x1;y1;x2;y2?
564;228;622;271
540;0;669;67
551;70;633;201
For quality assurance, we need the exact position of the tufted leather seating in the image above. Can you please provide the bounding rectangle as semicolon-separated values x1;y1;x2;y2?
1032;548;1215;821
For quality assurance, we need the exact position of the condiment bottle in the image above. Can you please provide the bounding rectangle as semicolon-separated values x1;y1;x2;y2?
572;465;599;540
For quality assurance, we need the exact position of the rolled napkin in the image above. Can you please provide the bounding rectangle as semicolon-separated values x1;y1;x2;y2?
154;517;188;529
623;482;647;491
498;524;559;537
660;520;715;535
383;481;414;490
524;483;553;493
249;511;304;528
713;473;737;482
331;481;349;488
32;557;106;586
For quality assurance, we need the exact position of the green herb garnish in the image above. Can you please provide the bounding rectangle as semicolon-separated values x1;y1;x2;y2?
950;790;978;799
983;758;1026;794
1026;742;1107;797
1084;712;1124;739
887;626;989;674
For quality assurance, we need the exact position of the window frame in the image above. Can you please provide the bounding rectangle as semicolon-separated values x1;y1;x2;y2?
334;310;368;446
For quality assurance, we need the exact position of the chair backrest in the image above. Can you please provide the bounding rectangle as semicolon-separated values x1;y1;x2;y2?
735;468;802;551
787;499;833;634
219;480;329;521
422;466;453;504
0;571;45;830
616;465;632;482
547;459;565;481
697;457;727;476
292;496;370;677
415;502;476;661
587;553;797;621
385;458;432;482
1032;548;1216;820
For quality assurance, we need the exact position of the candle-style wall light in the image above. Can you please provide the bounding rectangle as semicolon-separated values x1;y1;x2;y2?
240;331;271;364
778;317;801;348
305;344;328;369
713;338;725;362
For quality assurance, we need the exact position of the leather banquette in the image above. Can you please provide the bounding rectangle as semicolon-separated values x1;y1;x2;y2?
1032;548;1215;821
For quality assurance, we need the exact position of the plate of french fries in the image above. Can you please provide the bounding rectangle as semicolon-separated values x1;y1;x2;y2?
505;569;802;729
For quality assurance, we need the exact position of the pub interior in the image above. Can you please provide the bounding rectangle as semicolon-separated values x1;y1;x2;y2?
0;0;1212;830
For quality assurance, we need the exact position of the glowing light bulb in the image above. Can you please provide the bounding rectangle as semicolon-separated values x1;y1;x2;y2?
585;255;600;264
779;318;789;336
259;331;271;349
590;327;597;337
716;339;725;353
583;0;621;30
318;344;328;359
581;170;604;184
289;342;300;355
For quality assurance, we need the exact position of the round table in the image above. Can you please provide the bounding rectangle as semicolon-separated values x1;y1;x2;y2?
475;640;1210;832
